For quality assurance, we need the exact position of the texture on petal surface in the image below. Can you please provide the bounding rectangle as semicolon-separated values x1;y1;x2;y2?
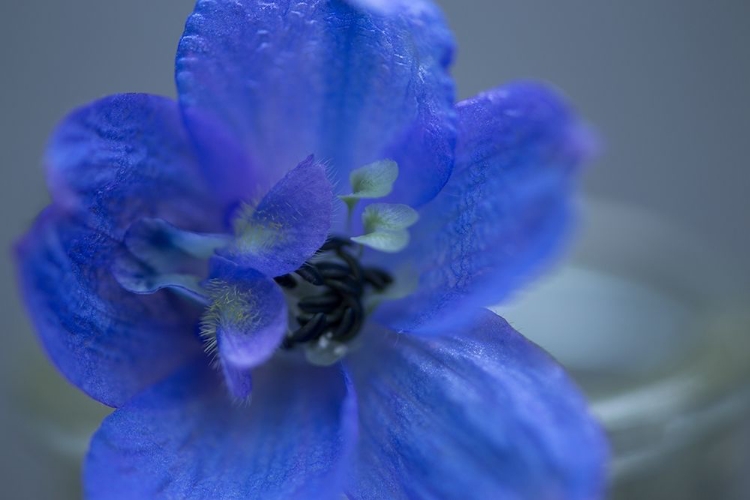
377;82;593;334
202;259;288;398
85;359;358;500
15;209;203;407
346;310;608;499
176;0;456;206
45;93;224;236
16;93;229;407
223;156;333;277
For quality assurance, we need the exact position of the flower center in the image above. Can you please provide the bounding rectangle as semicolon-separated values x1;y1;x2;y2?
274;236;393;355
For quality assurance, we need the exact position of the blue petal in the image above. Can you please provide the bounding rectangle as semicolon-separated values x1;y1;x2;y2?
125;218;230;263
220;357;254;401
45;93;225;237
202;259;288;398
376;83;593;334
110;252;209;304
111;218;229;302
85;359;358;500
345;310;608;499
222;157;333;277
15;209;203;407
176;0;456;206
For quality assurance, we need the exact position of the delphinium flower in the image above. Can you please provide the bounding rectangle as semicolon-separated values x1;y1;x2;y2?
15;0;609;498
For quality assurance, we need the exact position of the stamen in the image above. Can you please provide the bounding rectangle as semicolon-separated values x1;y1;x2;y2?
284;312;328;347
315;262;351;280
331;308;356;339
273;274;297;289
295;264;325;286
326;276;361;297
282;236;394;352
298;293;341;313
318;236;353;253
363;268;393;291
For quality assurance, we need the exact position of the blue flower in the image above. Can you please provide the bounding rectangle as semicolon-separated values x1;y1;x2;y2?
15;1;608;498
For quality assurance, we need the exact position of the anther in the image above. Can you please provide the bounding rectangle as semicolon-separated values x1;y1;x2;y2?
336;250;363;281
319;237;353;252
298;293;341;314
364;268;393;291
274;274;297;289
288;312;328;344
315;262;351;280
336;298;365;341
295;264;325;286
326;277;361;297
331;307;356;339
325;305;347;324
282;236;395;351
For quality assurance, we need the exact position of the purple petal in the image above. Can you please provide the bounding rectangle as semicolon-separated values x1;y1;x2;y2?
221;157;333;277
111;218;229;301
203;259;288;398
110;251;207;302
377;82;593;334
45;93;225;236
85;359;358;500
15;209;203;407
176;0;456;206
345;310;609;499
220;358;254;401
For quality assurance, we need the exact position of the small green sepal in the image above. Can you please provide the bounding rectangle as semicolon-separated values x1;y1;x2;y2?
362;203;419;234
339;160;399;210
352;230;410;253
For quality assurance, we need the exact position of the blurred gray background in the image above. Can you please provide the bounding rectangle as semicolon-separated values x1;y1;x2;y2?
0;1;748;498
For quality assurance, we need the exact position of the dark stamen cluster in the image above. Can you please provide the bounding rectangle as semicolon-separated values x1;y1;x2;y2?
275;237;393;349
